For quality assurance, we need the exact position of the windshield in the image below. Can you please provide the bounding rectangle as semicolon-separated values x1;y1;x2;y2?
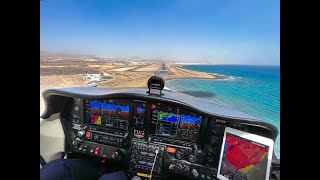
40;0;280;158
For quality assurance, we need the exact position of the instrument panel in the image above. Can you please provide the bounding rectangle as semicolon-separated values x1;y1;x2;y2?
61;96;278;180
68;98;216;180
79;98;205;146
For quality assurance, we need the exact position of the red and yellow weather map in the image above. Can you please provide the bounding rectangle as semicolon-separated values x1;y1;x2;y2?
91;114;102;125
220;133;269;180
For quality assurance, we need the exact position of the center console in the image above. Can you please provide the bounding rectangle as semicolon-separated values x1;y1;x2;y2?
128;141;165;180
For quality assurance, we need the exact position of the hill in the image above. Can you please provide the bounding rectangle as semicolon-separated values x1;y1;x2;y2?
40;50;93;57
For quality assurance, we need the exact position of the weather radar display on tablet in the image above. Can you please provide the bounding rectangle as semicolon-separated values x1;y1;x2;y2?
217;127;274;180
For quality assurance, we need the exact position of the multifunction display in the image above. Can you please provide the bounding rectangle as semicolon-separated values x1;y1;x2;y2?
150;104;202;142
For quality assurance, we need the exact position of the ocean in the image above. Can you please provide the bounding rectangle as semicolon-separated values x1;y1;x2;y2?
166;65;280;158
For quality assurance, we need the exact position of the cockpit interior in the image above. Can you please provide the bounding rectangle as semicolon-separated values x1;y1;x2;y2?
40;77;280;180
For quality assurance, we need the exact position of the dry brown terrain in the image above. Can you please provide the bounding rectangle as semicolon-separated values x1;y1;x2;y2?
40;61;225;113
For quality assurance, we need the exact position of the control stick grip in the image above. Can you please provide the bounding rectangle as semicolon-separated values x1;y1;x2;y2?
149;149;159;180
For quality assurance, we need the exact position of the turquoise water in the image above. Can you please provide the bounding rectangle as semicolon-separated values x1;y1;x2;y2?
166;65;280;158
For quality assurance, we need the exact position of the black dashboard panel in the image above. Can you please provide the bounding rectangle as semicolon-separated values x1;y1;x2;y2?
41;87;280;180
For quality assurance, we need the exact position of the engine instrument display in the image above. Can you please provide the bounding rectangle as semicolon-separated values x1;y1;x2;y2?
85;101;130;131
133;107;146;138
134;107;145;129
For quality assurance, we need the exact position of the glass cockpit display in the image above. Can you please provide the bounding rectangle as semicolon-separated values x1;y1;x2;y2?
156;112;180;138
86;101;130;131
151;111;202;142
133;107;146;138
134;107;145;128
177;114;202;141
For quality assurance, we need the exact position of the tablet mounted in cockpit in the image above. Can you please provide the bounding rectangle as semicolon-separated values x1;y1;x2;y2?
217;127;274;180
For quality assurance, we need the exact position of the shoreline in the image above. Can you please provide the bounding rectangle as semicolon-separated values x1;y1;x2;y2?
165;76;227;82
173;66;228;79
40;62;228;112
163;64;228;81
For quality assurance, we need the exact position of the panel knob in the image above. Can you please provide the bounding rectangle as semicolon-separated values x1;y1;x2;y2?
188;154;198;163
112;151;119;159
77;129;85;137
72;137;81;147
112;151;122;160
131;176;141;180
74;106;80;112
192;169;199;178
175;149;185;160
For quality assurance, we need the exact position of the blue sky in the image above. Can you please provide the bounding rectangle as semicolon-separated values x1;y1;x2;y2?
40;0;279;65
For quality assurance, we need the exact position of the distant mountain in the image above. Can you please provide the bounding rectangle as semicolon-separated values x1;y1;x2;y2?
40;50;94;57
40;50;56;57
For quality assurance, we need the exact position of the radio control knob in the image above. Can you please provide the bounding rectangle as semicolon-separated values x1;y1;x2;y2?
74;98;81;105
188;154;198;163
78;129;85;137
74;106;79;111
175;149;185;160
